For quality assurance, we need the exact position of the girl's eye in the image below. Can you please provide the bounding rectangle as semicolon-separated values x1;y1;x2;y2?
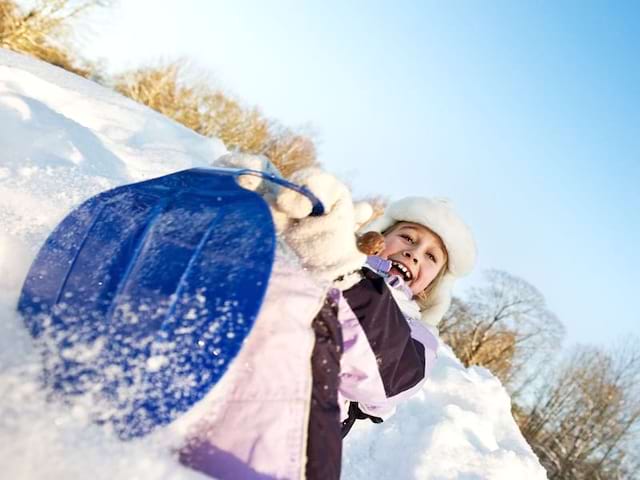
400;234;415;244
426;252;437;263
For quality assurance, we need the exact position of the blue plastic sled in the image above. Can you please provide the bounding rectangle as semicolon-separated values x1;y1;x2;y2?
17;167;323;440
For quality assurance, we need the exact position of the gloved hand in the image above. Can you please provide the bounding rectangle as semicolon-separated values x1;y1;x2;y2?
213;152;294;231
276;167;372;285
213;152;282;193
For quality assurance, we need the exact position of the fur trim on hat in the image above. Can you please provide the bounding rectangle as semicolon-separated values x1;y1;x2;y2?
361;197;476;327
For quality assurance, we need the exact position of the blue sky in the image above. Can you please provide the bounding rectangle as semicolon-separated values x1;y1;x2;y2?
81;1;639;348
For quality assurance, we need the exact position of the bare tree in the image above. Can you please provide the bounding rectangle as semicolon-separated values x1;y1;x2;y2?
440;269;564;389
518;340;640;479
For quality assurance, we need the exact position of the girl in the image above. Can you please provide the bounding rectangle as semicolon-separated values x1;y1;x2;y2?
179;162;476;480
279;168;477;478
339;196;477;436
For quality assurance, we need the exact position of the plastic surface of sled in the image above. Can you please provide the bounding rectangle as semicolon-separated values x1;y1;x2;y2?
17;167;322;439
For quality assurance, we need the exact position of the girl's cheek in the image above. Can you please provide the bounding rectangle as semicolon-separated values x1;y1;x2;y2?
422;266;437;284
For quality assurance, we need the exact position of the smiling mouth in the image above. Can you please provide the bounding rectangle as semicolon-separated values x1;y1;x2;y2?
390;261;413;283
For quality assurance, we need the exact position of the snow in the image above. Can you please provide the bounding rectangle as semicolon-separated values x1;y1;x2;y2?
0;47;223;480
0;48;546;479
343;344;545;479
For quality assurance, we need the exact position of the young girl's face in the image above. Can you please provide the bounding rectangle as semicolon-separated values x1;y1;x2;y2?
379;222;447;295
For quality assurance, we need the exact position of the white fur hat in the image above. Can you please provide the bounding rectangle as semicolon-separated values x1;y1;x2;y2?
362;197;477;326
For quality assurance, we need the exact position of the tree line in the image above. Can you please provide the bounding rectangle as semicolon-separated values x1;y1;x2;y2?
2;1;639;478
440;270;640;479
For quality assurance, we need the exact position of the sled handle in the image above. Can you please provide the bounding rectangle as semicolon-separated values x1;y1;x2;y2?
234;169;325;216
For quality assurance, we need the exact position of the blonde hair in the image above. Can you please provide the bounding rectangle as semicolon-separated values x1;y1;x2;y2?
415;265;448;308
383;222;449;307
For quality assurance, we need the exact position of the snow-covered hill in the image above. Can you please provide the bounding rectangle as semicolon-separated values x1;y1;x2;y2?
0;48;546;479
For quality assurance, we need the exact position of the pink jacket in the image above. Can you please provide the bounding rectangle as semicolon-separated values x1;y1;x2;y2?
178;253;437;479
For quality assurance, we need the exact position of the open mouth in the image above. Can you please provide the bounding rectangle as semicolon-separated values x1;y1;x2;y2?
390;260;413;283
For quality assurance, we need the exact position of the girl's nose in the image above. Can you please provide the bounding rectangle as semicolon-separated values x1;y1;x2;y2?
403;251;419;264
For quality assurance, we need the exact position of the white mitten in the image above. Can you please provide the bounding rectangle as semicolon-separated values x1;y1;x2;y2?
213;152;282;193
276;168;368;285
213;152;292;232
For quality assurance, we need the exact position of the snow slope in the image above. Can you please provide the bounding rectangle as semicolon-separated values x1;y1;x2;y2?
342;345;545;479
0;48;546;479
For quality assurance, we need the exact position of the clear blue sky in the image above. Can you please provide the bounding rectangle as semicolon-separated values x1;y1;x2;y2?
80;1;639;348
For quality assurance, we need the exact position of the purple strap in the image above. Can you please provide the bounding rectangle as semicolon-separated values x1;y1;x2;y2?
365;256;413;299
365;256;392;274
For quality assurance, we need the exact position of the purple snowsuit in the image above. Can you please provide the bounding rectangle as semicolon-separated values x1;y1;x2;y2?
179;252;438;479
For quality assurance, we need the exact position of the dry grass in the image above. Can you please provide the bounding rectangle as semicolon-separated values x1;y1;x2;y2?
360;195;387;223
1;1;318;174
0;0;101;78
464;329;517;380
440;301;518;383
114;60;318;175
262;130;317;177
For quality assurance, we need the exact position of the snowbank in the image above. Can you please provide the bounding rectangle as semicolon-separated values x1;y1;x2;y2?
0;48;223;480
343;342;545;479
0;49;546;479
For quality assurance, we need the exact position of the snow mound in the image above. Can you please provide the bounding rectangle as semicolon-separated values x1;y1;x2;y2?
343;342;546;479
0;48;545;479
0;48;223;480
